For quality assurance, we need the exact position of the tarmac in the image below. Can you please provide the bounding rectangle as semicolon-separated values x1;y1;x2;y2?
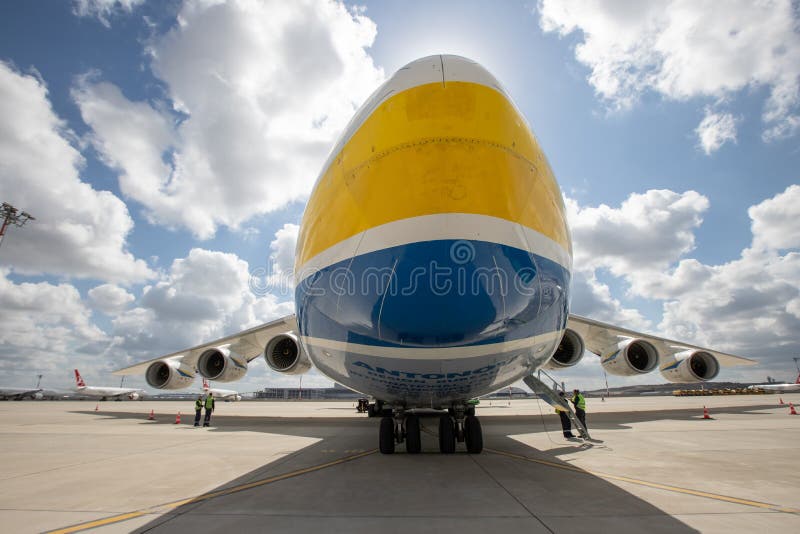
0;395;798;533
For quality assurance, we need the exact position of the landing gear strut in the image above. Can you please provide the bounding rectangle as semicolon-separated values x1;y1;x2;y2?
376;401;483;454
442;403;482;453
378;404;422;455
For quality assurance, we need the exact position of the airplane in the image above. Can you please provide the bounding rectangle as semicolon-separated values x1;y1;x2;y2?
747;374;800;392
0;375;44;400
202;378;242;402
0;386;44;400
74;369;144;400
115;55;756;454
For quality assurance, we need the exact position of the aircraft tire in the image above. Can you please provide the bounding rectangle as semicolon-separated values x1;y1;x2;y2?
379;416;395;454
438;415;456;454
465;415;483;454
405;415;421;454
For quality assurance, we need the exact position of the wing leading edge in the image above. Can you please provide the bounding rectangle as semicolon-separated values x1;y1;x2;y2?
113;315;297;375
567;314;757;367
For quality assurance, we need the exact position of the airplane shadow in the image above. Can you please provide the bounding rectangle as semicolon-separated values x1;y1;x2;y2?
69;404;777;532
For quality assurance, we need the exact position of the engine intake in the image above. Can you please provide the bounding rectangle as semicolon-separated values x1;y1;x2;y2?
145;360;194;390
661;351;719;383
197;345;248;382
601;338;659;376
264;333;311;375
543;329;585;369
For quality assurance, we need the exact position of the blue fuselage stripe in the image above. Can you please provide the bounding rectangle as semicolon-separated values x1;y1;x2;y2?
295;239;570;350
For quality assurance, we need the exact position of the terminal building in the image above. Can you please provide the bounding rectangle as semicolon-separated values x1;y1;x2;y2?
253;382;363;400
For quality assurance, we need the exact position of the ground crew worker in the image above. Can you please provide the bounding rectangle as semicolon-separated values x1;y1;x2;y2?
203;392;215;427
572;389;587;430
193;395;203;427
556;391;574;438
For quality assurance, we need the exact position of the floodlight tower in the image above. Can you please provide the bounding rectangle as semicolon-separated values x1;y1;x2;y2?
0;202;36;250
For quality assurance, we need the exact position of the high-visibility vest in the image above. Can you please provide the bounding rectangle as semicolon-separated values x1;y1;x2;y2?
195;399;203;411
205;396;214;409
573;393;586;410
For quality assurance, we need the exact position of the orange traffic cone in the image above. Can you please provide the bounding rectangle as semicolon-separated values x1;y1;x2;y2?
779;397;785;405
94;403;99;412
174;411;181;424
790;403;797;416
147;409;155;421
703;406;712;419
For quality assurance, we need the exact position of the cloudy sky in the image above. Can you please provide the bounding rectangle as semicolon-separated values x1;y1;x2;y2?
1;0;798;393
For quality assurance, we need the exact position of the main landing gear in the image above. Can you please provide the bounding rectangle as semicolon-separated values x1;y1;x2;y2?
375;402;483;454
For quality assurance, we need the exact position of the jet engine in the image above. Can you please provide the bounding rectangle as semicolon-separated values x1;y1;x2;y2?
542;329;585;369
601;338;659;376
264;333;312;375
197;345;248;382
145;360;195;390
660;350;719;383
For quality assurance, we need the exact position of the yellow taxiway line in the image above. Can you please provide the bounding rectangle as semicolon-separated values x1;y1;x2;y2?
486;448;800;515
46;443;799;533
47;449;377;534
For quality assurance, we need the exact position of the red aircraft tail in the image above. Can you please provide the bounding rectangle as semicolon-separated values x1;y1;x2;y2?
74;369;86;388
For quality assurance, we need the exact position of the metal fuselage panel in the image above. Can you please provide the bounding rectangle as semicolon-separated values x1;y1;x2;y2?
294;55;573;406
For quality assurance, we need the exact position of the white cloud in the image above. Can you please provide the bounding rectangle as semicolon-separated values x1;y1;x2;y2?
88;283;135;314
654;186;800;359
695;107;737;155
72;0;145;27
566;189;709;278
569;270;651;331
270;223;299;275
76;0;385;239
567;185;800;375
108;247;297;391
0;62;153;283
0;270;112;387
658;248;800;360
113;248;293;364
748;184;800;251
538;0;800;140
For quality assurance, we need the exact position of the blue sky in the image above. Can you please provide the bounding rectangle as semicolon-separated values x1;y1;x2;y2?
1;0;799;392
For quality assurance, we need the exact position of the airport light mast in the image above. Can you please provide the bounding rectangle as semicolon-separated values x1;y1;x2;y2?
0;202;36;251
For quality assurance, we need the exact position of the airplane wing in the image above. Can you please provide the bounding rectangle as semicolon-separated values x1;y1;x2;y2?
113;315;297;375
567;314;757;366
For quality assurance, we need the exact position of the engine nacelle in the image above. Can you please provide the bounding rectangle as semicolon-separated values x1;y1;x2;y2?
145;360;195;390
197;345;248;382
542;329;585;369
660;350;720;383
264;333;312;375
601;338;659;376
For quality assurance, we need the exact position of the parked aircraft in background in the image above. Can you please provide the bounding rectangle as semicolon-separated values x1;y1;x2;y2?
748;374;800;392
74;369;144;400
0;375;44;400
115;55;756;455
0;386;43;400
202;378;242;402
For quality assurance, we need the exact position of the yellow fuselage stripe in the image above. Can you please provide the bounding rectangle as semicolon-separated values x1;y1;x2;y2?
297;81;570;270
